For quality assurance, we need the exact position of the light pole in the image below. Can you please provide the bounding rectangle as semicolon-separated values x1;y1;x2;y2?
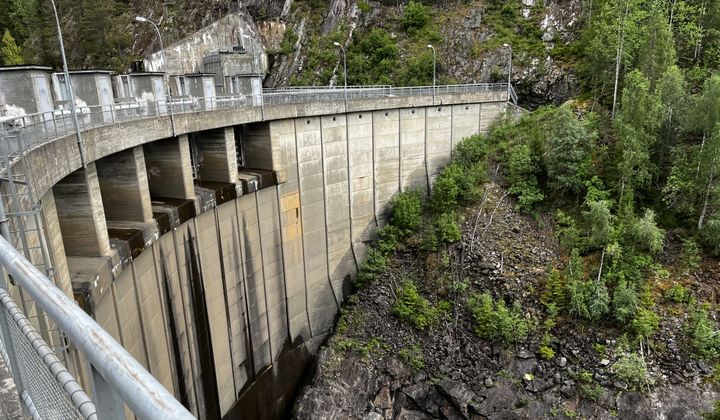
136;16;175;136
503;43;513;103
50;0;86;167
427;44;436;105
333;42;347;108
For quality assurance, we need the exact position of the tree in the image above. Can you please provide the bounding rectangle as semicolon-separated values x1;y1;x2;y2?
585;199;614;250
636;11;676;87
628;209;665;253
655;66;687;177
614;70;661;203
545;106;595;198
0;29;22;65
696;123;720;229
402;1;431;34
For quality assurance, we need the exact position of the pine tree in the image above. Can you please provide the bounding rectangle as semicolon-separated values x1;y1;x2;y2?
546;106;595;198
0;29;22;65
614;70;661;203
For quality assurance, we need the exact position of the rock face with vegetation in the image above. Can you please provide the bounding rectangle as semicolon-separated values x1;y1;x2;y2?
291;0;720;405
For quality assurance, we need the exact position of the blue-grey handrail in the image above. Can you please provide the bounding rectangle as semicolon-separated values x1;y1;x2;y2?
0;235;194;420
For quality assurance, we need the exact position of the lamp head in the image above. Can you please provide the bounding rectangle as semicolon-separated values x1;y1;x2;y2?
503;43;510;48
427;44;433;49
333;42;341;47
135;16;148;23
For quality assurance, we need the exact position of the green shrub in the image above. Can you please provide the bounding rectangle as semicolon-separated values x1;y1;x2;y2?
703;401;720;420
628;209;665;254
681;239;702;269
455;134;489;167
279;27;299;54
664;283;692;304
391;190;424;234
347;29;399;85
567;278;610;322
612;280;638;323
612;352;649;387
402;1;431;34
630;308;660;340
555;210;583;250
507;144;544;212
467;293;530;344
392;281;442;330
431;165;461;213
685;304;720;359
398;344;425;371
575;370;603;401
357;1;372;13
355;247;388;287
436;212;461;243
542;269;567;310
701;218;720;256
584;199;614;250
420;224;439;252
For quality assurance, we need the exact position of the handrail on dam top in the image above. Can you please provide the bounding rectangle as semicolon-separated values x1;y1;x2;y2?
0;83;509;157
0;234;195;420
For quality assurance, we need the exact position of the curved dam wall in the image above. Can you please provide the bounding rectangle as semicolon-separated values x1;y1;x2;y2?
15;95;507;419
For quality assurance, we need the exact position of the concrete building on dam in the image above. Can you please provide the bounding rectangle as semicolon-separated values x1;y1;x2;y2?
0;62;513;418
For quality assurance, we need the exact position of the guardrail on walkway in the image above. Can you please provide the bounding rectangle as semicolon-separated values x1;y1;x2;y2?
0;83;509;159
0;234;194;420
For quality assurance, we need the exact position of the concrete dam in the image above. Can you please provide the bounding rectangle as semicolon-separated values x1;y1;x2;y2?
1;84;509;418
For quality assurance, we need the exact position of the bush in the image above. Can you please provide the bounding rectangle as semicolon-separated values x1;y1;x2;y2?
467;293;530;344
703;401;720;420
628;209;665;254
681;239;702;269
436;212;461;243
567;278;609;322
402;1;431;34
357;0;372;13
355;248;389;287
279;27;299;54
664;283;692;304
507;144;544;212
391;190;424;234
584;199;614;250
392;280;442;329
702;218;720;256
685;304;720;359
612;352;649;387
542;269;567;310
612;280;638;323
431;165;461;213
398;345;425;371
455;134;489;167
631;308;660;340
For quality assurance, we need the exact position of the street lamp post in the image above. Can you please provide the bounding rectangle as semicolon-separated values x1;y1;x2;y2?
503;43;513;103
50;0;86;167
135;16;175;136
333;42;347;109
427;44;436;105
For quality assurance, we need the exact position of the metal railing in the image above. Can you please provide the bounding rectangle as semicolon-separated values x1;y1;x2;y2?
0;83;509;157
0;234;194;420
0;288;96;420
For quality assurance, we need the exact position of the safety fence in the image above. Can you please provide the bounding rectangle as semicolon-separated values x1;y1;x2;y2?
0;83;509;157
0;234;195;420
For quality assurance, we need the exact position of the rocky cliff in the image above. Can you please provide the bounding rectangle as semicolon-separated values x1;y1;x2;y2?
292;183;719;419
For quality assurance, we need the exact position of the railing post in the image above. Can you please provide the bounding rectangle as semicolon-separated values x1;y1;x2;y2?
91;364;125;420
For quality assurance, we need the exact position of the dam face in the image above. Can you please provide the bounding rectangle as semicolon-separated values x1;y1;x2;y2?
9;93;508;418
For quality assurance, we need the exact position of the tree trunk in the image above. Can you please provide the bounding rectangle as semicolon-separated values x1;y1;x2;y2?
698;174;714;229
611;0;630;119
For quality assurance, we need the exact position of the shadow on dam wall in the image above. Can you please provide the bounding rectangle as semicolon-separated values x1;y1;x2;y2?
227;335;325;419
